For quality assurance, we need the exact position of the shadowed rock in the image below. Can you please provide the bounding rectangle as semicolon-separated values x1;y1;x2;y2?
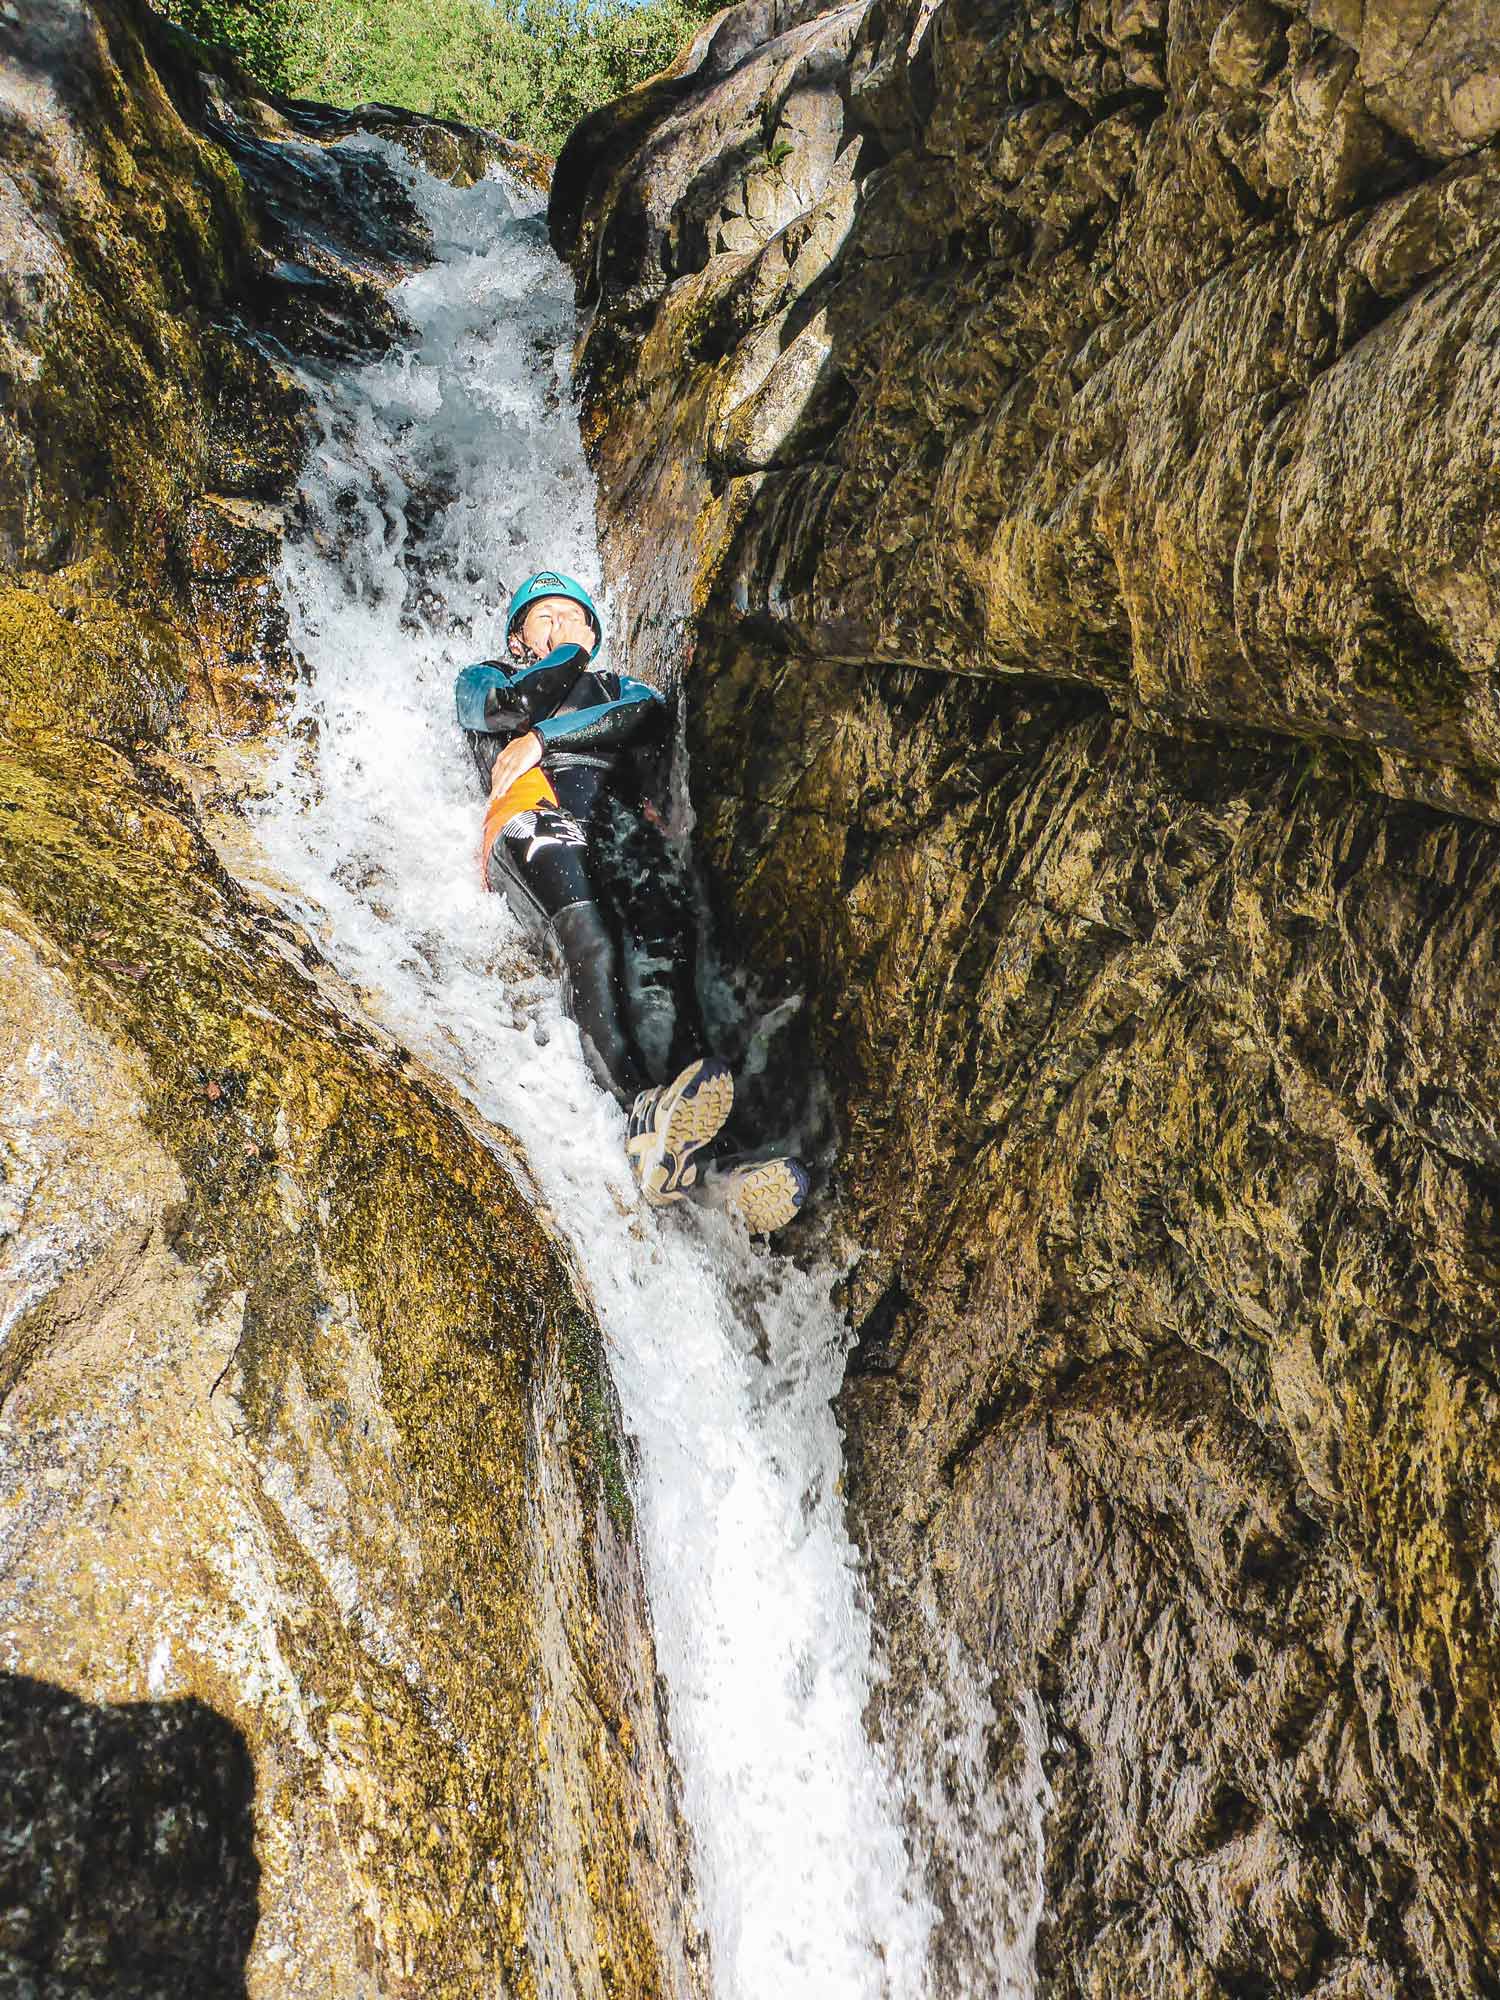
0;1676;259;1997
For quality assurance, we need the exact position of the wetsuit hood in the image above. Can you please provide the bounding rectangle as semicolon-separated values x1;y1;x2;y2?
505;571;602;654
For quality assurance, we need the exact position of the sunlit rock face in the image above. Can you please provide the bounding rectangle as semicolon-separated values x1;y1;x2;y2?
554;1;1500;1991
0;6;701;1994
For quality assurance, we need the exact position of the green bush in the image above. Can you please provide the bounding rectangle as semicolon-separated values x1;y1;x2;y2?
148;0;717;154
155;0;294;89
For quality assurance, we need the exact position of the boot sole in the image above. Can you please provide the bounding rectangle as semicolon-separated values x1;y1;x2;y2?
714;1158;810;1234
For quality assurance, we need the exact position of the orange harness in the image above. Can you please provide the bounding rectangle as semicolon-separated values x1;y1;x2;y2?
481;766;558;879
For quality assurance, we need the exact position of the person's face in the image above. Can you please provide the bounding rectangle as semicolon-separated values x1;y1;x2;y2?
514;594;596;659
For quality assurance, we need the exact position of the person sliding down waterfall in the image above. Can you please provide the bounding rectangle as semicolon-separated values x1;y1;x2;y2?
456;570;810;1234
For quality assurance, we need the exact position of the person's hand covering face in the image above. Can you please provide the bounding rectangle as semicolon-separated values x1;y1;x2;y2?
515;595;596;660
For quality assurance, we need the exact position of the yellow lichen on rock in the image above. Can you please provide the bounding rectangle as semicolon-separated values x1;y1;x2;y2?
0;716;700;1992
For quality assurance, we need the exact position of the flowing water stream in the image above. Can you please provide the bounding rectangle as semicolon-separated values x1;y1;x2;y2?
252;142;1042;2000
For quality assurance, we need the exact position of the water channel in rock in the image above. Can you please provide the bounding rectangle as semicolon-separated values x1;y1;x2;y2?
252;141;1043;2000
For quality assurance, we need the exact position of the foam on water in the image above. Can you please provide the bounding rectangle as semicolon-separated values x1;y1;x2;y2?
251;140;1038;1999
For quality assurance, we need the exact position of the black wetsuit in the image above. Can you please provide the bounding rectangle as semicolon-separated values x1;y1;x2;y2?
456;645;708;1102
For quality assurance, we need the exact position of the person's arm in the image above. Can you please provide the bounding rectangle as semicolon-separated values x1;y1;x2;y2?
453;644;592;734
499;645;594;723
488;729;544;800
533;676;665;755
455;662;523;734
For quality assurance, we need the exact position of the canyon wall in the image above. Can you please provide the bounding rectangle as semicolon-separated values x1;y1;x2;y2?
554;1;1500;1992
0;7;702;1994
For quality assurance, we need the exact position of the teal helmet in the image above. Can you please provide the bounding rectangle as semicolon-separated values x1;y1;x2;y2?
505;570;602;655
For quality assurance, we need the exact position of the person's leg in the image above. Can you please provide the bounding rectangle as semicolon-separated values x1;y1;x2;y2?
486;773;649;1103
550;903;649;1102
595;791;711;1082
591;788;810;1231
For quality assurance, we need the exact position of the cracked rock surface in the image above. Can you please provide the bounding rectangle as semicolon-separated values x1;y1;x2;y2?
555;0;1500;1991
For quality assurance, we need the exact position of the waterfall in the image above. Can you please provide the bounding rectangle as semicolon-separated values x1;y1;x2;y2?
251;139;1041;2000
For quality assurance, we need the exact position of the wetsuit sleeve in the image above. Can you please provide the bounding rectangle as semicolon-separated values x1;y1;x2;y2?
453;645;593;732
505;644;594;721
534;676;665;753
454;663;525;733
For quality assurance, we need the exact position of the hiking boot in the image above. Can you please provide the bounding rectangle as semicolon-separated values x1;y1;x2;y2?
625;1057;734;1205
694;1155;811;1235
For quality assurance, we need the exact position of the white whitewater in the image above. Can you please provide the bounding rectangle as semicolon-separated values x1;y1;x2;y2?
252;141;1040;2000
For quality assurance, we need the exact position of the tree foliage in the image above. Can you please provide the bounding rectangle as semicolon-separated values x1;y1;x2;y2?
149;0;716;154
158;0;297;88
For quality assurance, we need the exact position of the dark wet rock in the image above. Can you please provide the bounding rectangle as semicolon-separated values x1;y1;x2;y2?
555;0;1500;1992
